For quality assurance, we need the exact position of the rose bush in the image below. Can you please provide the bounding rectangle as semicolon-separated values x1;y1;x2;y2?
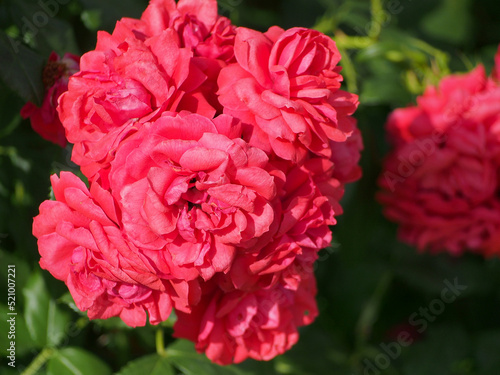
29;0;362;365
3;0;500;372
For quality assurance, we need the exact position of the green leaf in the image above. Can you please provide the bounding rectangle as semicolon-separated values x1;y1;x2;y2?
421;0;472;45
79;0;145;32
0;249;31;304
47;347;112;375
23;270;70;348
81;9;102;31
166;339;249;375
358;58;413;106
117;354;174;375
0;31;44;105
0;147;31;173
58;292;87;316
91;316;132;330
36;17;80;56
0;81;23;139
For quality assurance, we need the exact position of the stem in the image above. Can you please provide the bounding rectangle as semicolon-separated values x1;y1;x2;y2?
369;0;384;40
335;33;373;50
354;271;393;351
21;347;55;375
156;328;166;357
338;46;358;93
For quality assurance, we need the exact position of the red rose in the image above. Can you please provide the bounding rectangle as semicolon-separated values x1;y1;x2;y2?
173;271;317;364
108;113;277;281
227;157;338;291
31;0;364;361
32;172;180;327
21;52;79;147
195;16;237;63
140;0;237;111
141;0;235;61
378;65;500;256
218;26;359;162
330;127;363;184
58;18;215;180
141;0;217;48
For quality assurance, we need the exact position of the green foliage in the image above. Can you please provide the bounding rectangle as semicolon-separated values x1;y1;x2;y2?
421;0;472;45
0;31;45;105
0;304;36;357
166;340;250;375
24;271;71;348
47;347;112;375
116;354;174;375
79;0;148;32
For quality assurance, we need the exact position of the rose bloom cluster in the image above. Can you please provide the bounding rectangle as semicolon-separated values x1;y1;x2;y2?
32;0;360;364
378;47;500;257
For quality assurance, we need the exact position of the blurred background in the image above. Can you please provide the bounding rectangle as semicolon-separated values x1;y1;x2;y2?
1;0;500;374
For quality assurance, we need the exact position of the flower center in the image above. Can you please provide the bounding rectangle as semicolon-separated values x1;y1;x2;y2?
42;61;67;88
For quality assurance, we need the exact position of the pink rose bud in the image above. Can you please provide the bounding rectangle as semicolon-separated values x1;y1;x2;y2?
21;52;79;147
